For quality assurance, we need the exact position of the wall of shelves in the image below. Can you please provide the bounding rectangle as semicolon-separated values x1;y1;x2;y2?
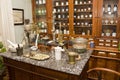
32;1;120;79
32;0;120;38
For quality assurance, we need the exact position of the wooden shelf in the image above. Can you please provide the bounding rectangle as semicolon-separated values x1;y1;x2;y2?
54;12;68;14
54;5;68;8
102;24;117;26
75;18;92;21
36;14;46;17
74;26;92;28
36;4;46;7
55;18;68;21
72;35;93;38
74;11;92;13
74;3;93;6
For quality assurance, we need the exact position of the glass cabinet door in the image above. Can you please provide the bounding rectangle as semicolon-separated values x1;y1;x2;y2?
73;0;93;36
101;0;119;38
35;0;47;33
53;0;69;35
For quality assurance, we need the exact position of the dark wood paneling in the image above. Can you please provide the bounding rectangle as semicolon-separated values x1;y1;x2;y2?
3;57;88;80
89;50;120;80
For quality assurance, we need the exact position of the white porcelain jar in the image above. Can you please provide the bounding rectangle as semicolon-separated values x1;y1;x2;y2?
56;2;59;6
54;46;64;60
81;15;84;18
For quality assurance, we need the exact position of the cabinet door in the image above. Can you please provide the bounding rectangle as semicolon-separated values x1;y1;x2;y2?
32;0;48;34
98;0;120;38
73;0;97;37
53;0;70;35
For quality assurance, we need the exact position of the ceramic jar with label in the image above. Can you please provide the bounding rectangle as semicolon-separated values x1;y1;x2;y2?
81;22;84;26
61;2;64;6
88;7;91;11
82;32;85;35
85;22;88;26
56;2;59;6
88;0;91;4
112;32;116;37
75;0;78;5
80;1;82;4
89;14;92;18
85;15;88;18
81;15;84;18
110;20;114;24
105;20;109;24
43;0;46;4
66;2;68;5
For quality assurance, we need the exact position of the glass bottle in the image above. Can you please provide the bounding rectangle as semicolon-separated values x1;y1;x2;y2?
63;28;67;34
80;0;82;4
43;0;46;4
75;0;78;5
39;0;42;4
36;0;39;4
114;5;117;12
84;0;86;4
108;5;111;12
88;0;91;4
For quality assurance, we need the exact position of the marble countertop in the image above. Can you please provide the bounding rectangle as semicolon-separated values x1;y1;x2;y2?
0;50;92;76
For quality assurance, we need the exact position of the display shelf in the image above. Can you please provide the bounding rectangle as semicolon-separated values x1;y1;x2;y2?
54;5;68;8
74;18;92;20
102;24;117;26
74;0;93;35
54;12;69;14
53;0;69;37
101;0;119;38
32;0;48;34
74;26;92;28
74;3;93;6
74;11;92;13
36;3;46;7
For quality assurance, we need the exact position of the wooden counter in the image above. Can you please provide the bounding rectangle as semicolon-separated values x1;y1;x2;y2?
1;50;92;80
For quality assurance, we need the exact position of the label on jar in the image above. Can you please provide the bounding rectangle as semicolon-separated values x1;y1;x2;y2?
99;39;104;42
105;44;110;46
99;43;104;46
106;40;111;42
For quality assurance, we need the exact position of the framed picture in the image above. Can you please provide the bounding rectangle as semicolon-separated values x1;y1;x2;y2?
13;8;24;25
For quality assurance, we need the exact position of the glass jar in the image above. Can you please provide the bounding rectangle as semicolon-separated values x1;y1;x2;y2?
72;37;88;53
